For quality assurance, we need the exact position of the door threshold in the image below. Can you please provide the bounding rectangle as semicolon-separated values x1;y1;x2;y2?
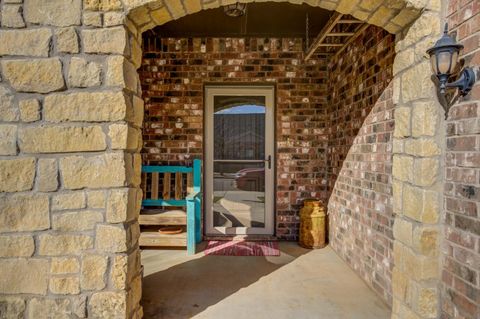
204;235;278;241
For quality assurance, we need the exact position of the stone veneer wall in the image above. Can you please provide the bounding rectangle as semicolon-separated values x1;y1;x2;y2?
390;9;446;319
441;0;480;318
327;25;396;305
0;0;445;317
0;0;144;318
140;37;329;240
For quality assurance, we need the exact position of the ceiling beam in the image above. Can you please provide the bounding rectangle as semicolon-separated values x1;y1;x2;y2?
304;12;343;61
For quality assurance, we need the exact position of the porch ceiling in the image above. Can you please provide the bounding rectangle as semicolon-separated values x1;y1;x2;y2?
144;2;365;59
146;3;331;39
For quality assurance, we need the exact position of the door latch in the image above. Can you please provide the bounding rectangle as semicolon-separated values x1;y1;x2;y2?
265;155;271;169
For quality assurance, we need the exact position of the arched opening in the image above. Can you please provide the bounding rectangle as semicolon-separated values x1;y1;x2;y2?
120;1;445;318
117;1;441;314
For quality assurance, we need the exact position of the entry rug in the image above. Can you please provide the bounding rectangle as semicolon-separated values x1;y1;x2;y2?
204;241;280;256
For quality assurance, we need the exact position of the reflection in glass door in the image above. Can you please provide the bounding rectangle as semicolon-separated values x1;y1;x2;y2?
205;86;274;235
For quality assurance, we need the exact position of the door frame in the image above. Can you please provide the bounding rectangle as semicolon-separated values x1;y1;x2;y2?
204;84;276;236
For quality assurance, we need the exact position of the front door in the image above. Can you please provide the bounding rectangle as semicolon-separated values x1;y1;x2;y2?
205;85;275;235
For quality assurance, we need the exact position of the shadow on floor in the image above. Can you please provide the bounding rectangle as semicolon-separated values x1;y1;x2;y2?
141;244;309;319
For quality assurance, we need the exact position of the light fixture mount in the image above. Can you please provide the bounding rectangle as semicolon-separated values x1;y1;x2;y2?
426;24;477;118
224;2;247;17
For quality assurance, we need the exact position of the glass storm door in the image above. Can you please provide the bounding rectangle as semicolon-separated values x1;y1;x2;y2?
205;86;275;235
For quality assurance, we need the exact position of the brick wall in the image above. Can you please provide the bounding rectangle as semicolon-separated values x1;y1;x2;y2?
327;26;396;305
442;1;480;318
139;27;396;303
139;37;329;240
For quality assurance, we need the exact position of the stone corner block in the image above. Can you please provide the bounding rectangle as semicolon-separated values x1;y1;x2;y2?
95;224;128;253
89;291;127;318
106;188;140;223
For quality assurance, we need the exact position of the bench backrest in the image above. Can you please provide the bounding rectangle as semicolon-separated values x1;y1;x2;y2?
141;159;201;207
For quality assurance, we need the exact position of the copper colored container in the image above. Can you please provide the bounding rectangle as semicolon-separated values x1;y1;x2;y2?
299;199;327;249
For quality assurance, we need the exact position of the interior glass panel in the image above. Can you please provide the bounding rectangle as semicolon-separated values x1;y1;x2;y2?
212;96;266;228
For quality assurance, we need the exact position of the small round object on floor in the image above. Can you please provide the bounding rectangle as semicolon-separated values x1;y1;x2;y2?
158;226;183;235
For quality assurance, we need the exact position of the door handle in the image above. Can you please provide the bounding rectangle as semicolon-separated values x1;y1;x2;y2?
265;155;271;169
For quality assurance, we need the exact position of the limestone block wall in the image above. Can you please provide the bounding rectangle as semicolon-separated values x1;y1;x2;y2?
327;25;396;305
390;9;446;319
0;1;144;317
441;0;480;318
140;36;329;240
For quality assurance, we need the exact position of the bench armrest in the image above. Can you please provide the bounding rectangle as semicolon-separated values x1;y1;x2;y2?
186;191;202;201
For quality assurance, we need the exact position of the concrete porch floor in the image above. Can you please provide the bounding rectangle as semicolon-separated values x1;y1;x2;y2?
141;243;391;319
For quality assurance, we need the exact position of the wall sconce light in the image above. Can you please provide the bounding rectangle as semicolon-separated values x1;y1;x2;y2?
223;2;247;17
427;24;476;116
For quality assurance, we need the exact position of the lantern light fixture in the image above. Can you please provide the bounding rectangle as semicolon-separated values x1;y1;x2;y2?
223;2;247;17
427;24;476;97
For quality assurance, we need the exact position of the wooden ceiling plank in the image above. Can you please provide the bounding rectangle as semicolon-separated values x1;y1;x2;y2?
327;32;356;36
338;19;363;24
317;43;344;47
304;12;343;60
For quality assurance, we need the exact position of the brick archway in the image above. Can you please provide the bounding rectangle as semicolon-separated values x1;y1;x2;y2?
0;0;445;318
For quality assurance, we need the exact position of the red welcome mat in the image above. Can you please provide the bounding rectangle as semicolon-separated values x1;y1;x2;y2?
204;241;280;256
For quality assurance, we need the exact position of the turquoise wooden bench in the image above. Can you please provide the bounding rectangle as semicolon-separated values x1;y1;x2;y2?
139;159;202;255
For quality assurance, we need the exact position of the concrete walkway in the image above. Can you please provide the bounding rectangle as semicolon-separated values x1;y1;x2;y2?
141;243;391;319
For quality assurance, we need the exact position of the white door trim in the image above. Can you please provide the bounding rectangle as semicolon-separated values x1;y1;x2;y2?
205;85;275;235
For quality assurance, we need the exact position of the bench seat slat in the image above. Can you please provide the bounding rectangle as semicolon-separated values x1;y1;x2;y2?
139;209;186;225
139;231;187;247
